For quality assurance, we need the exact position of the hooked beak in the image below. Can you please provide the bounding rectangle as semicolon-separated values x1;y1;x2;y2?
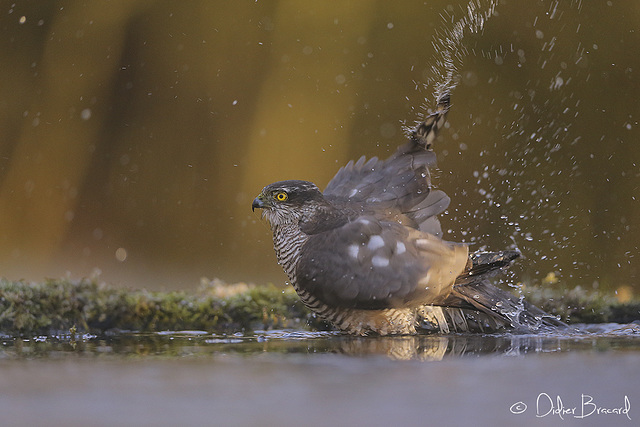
252;195;266;212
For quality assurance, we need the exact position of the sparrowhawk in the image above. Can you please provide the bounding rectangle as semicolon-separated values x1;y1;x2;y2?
252;94;565;335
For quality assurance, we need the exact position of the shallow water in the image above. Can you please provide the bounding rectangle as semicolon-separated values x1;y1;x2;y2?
2;323;640;361
1;325;639;426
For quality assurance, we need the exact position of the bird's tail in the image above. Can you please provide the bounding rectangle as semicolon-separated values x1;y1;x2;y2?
417;250;567;333
409;92;450;149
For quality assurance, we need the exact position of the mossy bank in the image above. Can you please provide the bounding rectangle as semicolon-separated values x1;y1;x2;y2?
0;278;638;337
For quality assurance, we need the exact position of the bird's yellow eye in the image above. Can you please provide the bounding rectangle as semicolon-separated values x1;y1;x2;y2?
274;191;288;202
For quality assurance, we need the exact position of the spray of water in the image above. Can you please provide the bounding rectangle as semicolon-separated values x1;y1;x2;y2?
411;0;561;330
408;0;498;130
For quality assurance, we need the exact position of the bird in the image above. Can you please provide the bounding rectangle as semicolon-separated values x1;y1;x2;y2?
252;94;565;335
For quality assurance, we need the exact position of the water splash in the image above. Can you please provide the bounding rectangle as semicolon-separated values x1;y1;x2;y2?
416;0;498;120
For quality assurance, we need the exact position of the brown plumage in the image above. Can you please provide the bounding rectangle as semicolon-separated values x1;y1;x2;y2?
252;95;565;335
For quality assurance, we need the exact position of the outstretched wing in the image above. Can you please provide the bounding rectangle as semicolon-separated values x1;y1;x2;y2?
324;96;450;233
295;215;468;310
323;148;436;205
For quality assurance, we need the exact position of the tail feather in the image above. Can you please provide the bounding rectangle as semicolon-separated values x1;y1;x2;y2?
410;92;450;149
452;280;567;332
459;249;521;282
417;305;505;334
419;250;567;333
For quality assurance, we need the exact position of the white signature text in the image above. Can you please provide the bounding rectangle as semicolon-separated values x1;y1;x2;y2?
509;393;631;421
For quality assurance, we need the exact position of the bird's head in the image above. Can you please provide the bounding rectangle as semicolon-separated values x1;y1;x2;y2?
252;180;324;228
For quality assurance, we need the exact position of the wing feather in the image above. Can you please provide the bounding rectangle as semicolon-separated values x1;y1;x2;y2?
296;216;468;310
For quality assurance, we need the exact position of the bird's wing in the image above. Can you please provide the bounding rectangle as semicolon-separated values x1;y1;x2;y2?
405;189;450;235
324;97;450;231
323;149;450;235
296;216;468;310
323;148;436;206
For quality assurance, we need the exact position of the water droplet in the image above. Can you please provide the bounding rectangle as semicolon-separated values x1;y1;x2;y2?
81;108;92;120
115;247;128;262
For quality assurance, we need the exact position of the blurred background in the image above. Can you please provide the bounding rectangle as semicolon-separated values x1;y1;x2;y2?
0;0;637;294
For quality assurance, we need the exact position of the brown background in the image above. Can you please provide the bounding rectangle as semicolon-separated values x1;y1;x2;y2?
0;0;638;293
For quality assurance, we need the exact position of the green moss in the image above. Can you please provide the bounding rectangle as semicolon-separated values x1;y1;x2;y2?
522;283;640;324
1;277;637;337
0;278;315;336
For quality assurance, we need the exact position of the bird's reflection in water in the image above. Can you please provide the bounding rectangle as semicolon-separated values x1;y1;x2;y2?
250;323;640;361
329;332;586;361
4;324;636;360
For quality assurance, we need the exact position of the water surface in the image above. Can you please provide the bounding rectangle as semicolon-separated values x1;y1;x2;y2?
2;323;640;360
1;325;638;426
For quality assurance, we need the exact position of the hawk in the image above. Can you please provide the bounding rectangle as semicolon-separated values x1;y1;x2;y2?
252;95;565;335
